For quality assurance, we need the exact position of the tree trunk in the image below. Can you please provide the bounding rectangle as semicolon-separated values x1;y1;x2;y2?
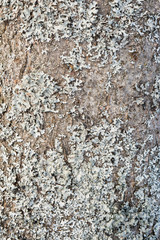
0;0;160;239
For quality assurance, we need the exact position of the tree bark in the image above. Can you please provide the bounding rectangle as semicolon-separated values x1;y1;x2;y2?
0;0;160;239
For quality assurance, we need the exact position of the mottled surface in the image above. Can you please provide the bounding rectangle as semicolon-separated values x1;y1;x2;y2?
0;0;160;239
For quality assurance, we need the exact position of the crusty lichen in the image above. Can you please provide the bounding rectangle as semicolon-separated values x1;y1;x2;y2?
6;72;61;137
0;0;160;239
0;116;160;239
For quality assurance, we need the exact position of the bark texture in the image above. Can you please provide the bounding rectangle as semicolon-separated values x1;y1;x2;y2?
0;0;160;239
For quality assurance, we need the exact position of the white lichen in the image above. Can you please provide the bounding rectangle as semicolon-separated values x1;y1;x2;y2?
6;72;61;137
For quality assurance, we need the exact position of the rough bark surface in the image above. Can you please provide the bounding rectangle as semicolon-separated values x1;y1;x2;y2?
0;0;160;239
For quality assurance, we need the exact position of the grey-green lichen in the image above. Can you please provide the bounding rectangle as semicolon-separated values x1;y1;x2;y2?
6;72;61;137
0;0;160;239
0;116;160;239
1;0;155;71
